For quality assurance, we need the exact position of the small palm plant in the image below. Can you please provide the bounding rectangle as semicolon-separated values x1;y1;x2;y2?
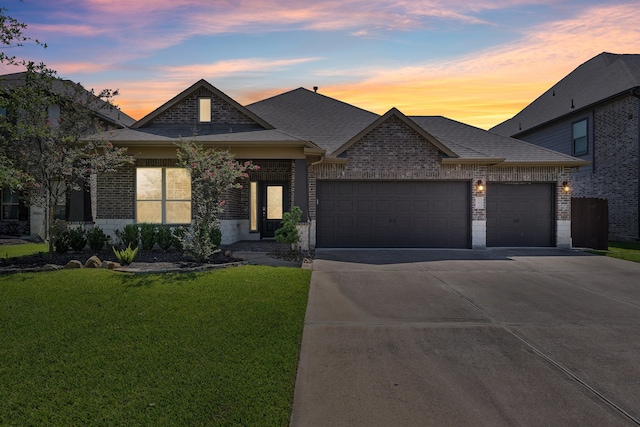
112;243;139;265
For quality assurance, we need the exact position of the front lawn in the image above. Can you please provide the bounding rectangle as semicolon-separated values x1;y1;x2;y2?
588;241;640;263
0;266;311;426
1;242;47;259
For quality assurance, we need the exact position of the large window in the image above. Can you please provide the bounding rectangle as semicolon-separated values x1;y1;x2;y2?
136;168;191;224
572;119;588;155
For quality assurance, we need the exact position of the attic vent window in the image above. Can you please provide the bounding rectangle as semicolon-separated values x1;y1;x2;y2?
199;98;211;122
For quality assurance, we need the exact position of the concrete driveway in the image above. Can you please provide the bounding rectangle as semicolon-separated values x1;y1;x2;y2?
290;248;640;426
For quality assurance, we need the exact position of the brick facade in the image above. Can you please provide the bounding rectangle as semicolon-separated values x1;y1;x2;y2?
572;95;639;240
96;158;293;226
308;116;571;227
151;88;258;125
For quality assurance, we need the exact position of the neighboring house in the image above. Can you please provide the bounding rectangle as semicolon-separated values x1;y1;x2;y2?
491;52;640;241
86;79;586;249
0;71;135;237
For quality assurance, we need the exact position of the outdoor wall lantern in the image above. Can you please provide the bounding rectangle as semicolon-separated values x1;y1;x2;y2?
562;181;571;193
476;180;485;194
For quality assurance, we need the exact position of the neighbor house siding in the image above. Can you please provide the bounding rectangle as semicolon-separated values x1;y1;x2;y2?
519;112;594;175
581;95;639;239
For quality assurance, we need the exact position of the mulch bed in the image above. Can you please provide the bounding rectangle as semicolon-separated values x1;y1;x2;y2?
0;239;241;272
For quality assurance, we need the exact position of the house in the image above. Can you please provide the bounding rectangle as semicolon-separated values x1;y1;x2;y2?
0;71;135;237
86;79;586;249
491;52;640;242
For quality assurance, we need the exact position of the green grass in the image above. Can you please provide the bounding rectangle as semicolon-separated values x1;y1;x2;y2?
0;266;311;426
588;241;640;263
1;242;48;259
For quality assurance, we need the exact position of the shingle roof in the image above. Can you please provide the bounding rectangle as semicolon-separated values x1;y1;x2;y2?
89;127;305;144
246;88;379;154
0;71;135;128
412;116;588;166
491;52;640;137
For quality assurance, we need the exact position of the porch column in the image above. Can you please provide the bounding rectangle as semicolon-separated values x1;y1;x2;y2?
295;159;309;221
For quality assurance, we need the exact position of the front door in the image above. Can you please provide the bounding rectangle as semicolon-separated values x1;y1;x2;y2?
261;182;288;238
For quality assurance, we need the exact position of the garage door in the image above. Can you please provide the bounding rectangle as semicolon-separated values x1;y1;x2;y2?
486;183;555;247
316;181;469;248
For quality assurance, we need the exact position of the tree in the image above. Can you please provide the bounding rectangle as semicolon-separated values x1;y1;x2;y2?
1;6;133;253
0;5;46;66
175;141;258;262
1;5;46;187
0;67;134;252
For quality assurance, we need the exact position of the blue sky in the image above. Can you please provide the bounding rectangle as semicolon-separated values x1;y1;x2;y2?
3;0;640;128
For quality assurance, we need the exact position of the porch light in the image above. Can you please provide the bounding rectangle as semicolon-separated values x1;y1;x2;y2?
562;181;571;193
476;180;485;194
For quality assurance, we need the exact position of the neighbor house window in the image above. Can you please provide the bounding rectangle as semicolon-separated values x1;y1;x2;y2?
572;119;588;155
1;188;19;220
136;168;191;224
199;98;211;122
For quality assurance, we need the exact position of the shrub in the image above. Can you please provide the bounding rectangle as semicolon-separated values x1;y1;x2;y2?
115;224;139;249
139;223;157;250
211;227;222;247
51;221;70;254
68;226;87;252
275;206;302;250
112;244;138;265
156;225;173;251
86;226;110;251
171;226;187;251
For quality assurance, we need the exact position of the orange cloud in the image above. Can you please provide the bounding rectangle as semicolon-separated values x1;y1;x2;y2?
72;2;640;129
296;3;640;129
162;58;322;81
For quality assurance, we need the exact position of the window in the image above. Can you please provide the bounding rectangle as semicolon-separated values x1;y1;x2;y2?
250;181;258;232
1;189;19;220
136;168;191;224
572;119;588;155
199;98;211;122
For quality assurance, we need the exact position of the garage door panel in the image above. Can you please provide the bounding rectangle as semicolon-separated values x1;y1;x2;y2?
487;183;554;247
317;181;470;248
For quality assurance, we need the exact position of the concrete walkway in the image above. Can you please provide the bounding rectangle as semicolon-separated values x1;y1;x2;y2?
291;248;640;426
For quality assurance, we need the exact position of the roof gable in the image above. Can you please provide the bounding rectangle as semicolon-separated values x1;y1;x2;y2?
132;79;273;130
491;52;640;136
413;116;588;167
333;108;458;158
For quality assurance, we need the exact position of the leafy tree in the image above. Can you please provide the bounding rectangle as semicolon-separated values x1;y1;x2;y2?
0;67;134;253
1;7;133;253
0;5;47;66
175;141;258;262
0;4;45;188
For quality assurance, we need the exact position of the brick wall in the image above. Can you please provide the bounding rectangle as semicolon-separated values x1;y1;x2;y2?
96;163;135;219
573;95;639;239
151;88;258;125
308;115;570;223
97;159;293;223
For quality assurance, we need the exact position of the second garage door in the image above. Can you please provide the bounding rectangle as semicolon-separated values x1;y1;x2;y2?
316;181;469;248
486;183;555;247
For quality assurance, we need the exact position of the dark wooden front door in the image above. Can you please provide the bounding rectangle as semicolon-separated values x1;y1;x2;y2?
261;182;288;238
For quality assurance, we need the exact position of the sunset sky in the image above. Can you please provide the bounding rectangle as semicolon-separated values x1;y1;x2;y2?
3;0;640;129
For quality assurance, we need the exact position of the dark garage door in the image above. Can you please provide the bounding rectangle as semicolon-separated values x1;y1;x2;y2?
316;181;469;248
487;183;554;247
